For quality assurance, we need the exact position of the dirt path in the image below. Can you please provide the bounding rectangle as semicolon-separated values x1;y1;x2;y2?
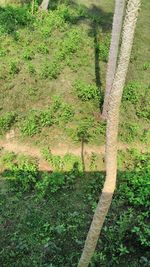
0;138;148;172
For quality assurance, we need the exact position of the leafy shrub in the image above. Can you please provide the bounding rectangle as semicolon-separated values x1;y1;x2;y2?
41;61;61;79
143;62;150;70
39;110;54;127
23;49;34;60
74;80;100;101
120;122;140;142
28;63;36;75
123;81;141;104
0;6;33;35
118;153;150;247
0;112;16;134
20;112;41;136
36;172;65;196
0;48;6;57
57;103;75;124
60;29;81;55
2;155;38;192
9;61;20;74
42;148;64;171
98;36;110;62
36;44;49;54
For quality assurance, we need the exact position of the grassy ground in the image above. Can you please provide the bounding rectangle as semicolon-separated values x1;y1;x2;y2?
0;1;150;266
0;148;150;266
0;0;149;150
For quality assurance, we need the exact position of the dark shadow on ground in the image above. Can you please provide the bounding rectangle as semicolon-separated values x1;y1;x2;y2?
0;165;148;267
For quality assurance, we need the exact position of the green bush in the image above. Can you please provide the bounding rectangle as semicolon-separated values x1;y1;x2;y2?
74;80;100;101
57;103;75;124
20;112;41;136
23;49;34;60
0;6;33;35
39;110;54;127
36;172;65;196
9;61;20;74
120;122;140;142
98;36;110;62
123;81;141;104
36;44;49;54
0;112;16;134
28;63;36;75
41;61;61;80
143;62;150;70
2;155;38;192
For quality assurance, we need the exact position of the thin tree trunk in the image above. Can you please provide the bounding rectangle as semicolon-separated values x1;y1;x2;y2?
77;1;141;266
102;0;126;120
39;0;50;11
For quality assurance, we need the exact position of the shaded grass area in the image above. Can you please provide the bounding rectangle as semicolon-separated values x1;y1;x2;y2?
0;149;150;266
0;0;149;146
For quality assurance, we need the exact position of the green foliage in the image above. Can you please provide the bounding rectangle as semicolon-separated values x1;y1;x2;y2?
36;172;65;196
42;148;82;172
74;80;100;101
41;61;61;80
9;61;20;75
123;81;141;104
0;151;150;266
39;110;54;127
98;36;110;62
143;62;150;70
0;6;33;35
0;112;16;134
23;48;34;60
20;112;41;136
120;122;140;142
36;43;49;54
27;63;36;75
20;97;74;136
2;155;38;192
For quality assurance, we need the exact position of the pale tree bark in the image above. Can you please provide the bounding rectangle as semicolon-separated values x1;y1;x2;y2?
102;0;126;120
77;1;141;267
39;0;50;11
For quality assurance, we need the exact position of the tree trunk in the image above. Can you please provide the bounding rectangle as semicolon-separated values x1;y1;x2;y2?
39;0;50;11
77;1;141;266
102;0;126;120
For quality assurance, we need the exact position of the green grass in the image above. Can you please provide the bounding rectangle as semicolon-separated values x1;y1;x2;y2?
0;2;150;266
0;149;150;266
0;0;149;147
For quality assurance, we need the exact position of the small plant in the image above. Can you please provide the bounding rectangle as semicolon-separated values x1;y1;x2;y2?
98;36;110;62
23;49;34;60
28;63;36;75
9;61;20;75
123;81;141;104
143;62;150;70
74;80;100;101
0;112;16;134
36;172;65;196
120;122;140;142
36;44;49;54
40;110;54;127
57;103;75;124
41;61;61;80
2;155;38;192
42;148;64;171
20;112;41;136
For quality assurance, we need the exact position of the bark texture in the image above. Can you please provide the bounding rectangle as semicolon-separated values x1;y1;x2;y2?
77;1;141;266
39;0;50;10
102;0;126;120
